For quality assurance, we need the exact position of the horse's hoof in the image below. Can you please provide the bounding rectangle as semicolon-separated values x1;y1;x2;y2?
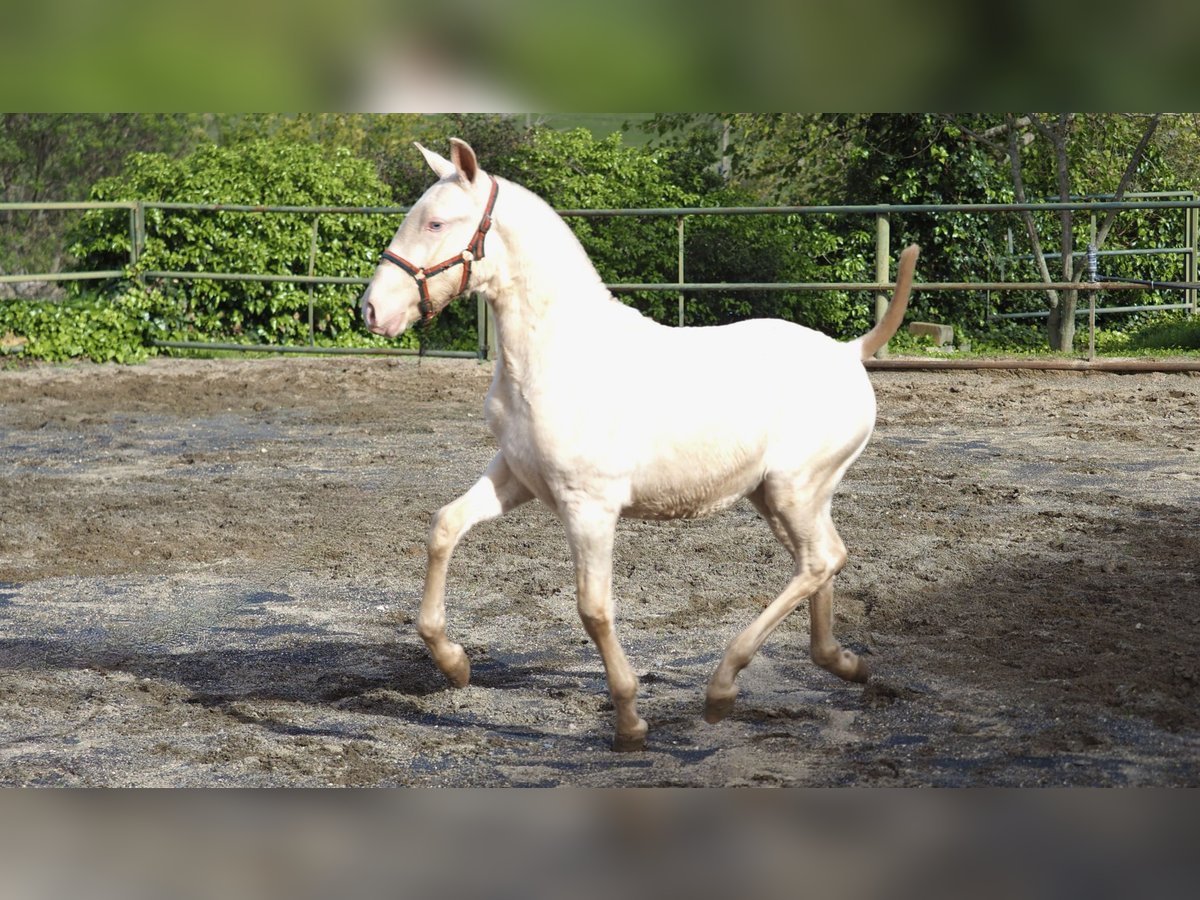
822;648;870;684
612;732;647;752
703;694;735;724
610;716;648;752
441;645;471;687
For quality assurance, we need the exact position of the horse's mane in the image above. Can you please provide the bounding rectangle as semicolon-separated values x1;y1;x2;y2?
492;176;615;306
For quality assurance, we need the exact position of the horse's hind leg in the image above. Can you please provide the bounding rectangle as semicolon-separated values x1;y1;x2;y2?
704;482;866;724
703;568;822;723
420;452;532;686
809;574;870;683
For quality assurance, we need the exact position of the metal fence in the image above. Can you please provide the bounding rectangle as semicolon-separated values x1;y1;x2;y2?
989;191;1199;323
2;195;1198;360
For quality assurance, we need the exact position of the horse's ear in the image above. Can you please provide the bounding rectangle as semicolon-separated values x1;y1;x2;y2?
449;138;479;185
415;142;457;180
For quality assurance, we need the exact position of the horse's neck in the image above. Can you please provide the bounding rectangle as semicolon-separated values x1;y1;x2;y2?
484;180;616;385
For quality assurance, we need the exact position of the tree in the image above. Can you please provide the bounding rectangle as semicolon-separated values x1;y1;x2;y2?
837;114;1009;331
205;113;540;204
953;113;1163;351
0;114;206;291
0;114;204;204
653;113;1189;351
648;113;1010;335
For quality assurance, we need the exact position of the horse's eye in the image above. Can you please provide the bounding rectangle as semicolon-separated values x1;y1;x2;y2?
428;220;444;232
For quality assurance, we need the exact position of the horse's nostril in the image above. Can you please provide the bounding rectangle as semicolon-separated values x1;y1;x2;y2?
364;299;376;327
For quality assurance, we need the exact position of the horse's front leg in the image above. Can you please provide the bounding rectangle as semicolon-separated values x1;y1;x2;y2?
563;503;648;752
420;452;532;686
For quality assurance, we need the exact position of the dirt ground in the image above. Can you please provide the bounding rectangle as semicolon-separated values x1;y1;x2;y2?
1;356;1197;786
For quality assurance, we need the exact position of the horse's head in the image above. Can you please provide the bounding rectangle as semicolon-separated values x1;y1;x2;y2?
361;138;498;338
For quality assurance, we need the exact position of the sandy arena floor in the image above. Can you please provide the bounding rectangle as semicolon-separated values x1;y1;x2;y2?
1;357;1197;785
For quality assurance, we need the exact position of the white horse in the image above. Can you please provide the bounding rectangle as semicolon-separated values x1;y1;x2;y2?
362;139;918;751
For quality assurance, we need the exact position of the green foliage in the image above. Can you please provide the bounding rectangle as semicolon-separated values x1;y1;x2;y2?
505;128;870;335
504;128;693;322
68;138;397;347
1;114;205;202
968;318;1054;354
0;286;174;363
682;201;873;336
1092;311;1200;353
648;114;1005;336
1132;314;1200;350
649;114;1197;349
833;115;1013;333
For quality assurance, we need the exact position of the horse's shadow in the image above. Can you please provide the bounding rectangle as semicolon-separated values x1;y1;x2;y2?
0;628;727;761
0;629;622;749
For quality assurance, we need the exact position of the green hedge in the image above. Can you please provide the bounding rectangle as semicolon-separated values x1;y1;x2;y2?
0;286;167;364
67;139;403;349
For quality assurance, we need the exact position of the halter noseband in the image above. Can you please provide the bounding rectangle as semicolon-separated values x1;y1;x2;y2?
379;175;499;328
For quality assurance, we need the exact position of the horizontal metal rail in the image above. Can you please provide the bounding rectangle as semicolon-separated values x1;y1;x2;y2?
1009;245;1190;261
555;198;1200;216
0;201;137;211
0;270;124;284
145;202;410;215
609;280;1198;293
6;268;1190;294
992;302;1194;320
142;270;369;286
6;196;1200;218
865;357;1200;373
109;273;1200;295
13;197;1197;215
149;340;476;358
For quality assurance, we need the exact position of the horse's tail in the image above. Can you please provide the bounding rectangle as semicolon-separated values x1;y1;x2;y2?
853;244;920;361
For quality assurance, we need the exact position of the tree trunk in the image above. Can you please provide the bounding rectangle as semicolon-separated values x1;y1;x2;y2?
1005;116;1065;347
1042;114;1160;352
1035;114;1077;353
1047;291;1077;351
991;113;1162;354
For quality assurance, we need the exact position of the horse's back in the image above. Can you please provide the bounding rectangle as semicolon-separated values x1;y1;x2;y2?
601;316;877;516
630;316;873;421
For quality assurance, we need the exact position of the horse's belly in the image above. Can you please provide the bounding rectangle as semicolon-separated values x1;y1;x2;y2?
623;450;763;520
623;490;747;521
490;374;770;520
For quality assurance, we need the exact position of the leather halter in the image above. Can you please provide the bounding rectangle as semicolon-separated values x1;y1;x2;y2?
379;175;499;328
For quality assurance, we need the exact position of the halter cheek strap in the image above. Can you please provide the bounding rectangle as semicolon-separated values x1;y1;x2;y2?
379;175;499;328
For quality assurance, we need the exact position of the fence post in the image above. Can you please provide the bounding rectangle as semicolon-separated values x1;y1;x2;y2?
873;211;891;358
1190;199;1198;316
477;293;487;360
475;294;497;361
677;216;685;327
307;216;320;346
1088;214;1097;361
130;201;146;288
